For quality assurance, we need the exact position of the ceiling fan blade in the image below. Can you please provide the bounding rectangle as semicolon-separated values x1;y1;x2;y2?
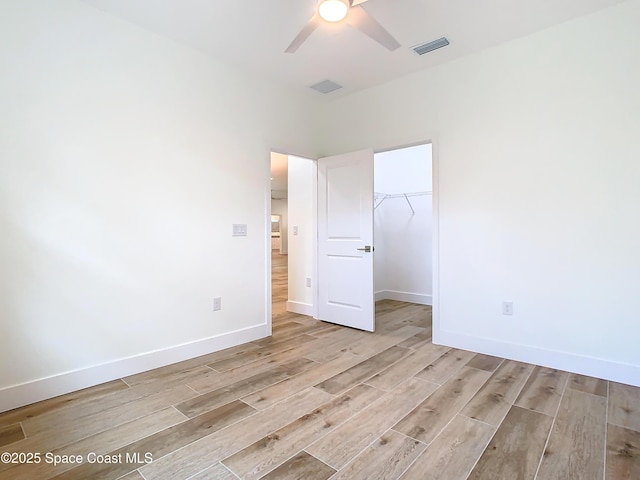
351;0;369;5
285;13;321;53
346;5;400;51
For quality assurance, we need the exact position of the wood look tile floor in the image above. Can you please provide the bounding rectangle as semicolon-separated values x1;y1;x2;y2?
0;252;638;480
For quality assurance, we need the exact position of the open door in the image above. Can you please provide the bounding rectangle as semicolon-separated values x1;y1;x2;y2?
317;149;374;331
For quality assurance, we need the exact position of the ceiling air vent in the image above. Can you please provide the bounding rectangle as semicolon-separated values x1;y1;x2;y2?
310;80;343;94
412;37;450;56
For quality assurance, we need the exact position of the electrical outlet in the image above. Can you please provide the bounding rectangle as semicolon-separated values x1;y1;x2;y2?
305;277;311;288
213;297;222;311
502;301;513;316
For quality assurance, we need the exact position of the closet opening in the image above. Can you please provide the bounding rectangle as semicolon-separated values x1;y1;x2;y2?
374;143;433;323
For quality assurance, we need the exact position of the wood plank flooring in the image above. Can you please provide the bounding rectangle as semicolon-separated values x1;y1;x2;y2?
0;251;638;480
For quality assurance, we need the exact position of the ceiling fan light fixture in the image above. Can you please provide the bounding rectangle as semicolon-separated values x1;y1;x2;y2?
318;0;349;22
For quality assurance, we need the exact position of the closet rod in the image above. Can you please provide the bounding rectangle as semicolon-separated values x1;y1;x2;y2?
374;191;432;213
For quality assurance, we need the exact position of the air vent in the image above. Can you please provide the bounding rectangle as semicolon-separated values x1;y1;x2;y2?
412;37;449;55
310;79;343;94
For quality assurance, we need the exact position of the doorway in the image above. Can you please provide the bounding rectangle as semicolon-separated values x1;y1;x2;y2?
269;151;317;321
270;153;288;317
314;144;433;332
373;144;434;327
268;143;434;332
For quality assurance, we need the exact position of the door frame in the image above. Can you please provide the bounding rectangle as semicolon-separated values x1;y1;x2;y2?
372;138;439;338
266;135;439;339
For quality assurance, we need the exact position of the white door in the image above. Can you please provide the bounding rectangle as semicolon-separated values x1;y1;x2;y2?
317;149;375;331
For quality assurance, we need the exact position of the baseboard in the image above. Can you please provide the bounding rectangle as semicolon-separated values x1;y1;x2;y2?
433;329;640;388
286;301;314;316
0;323;269;414
375;290;433;305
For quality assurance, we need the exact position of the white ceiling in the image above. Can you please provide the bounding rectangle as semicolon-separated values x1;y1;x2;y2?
82;0;627;98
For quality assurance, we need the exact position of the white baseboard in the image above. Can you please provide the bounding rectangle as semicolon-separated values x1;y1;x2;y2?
375;290;433;305
433;329;640;388
0;324;269;414
286;301;314;317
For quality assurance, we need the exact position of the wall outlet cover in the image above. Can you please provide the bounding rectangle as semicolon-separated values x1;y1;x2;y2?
502;301;513;316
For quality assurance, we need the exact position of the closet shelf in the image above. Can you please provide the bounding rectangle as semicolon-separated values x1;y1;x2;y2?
374;191;432;214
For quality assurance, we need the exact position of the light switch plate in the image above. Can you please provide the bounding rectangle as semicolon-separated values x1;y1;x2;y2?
232;224;247;236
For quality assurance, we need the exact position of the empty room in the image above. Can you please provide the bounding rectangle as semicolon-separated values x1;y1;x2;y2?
1;1;639;479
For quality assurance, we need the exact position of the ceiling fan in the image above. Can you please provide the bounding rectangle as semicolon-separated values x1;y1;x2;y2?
285;0;400;53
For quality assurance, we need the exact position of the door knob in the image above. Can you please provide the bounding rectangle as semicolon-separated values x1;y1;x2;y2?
357;245;373;252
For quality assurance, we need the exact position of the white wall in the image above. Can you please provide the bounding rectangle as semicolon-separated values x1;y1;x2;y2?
271;199;288;254
374;145;433;305
286;156;316;316
0;0;319;411
320;1;640;386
